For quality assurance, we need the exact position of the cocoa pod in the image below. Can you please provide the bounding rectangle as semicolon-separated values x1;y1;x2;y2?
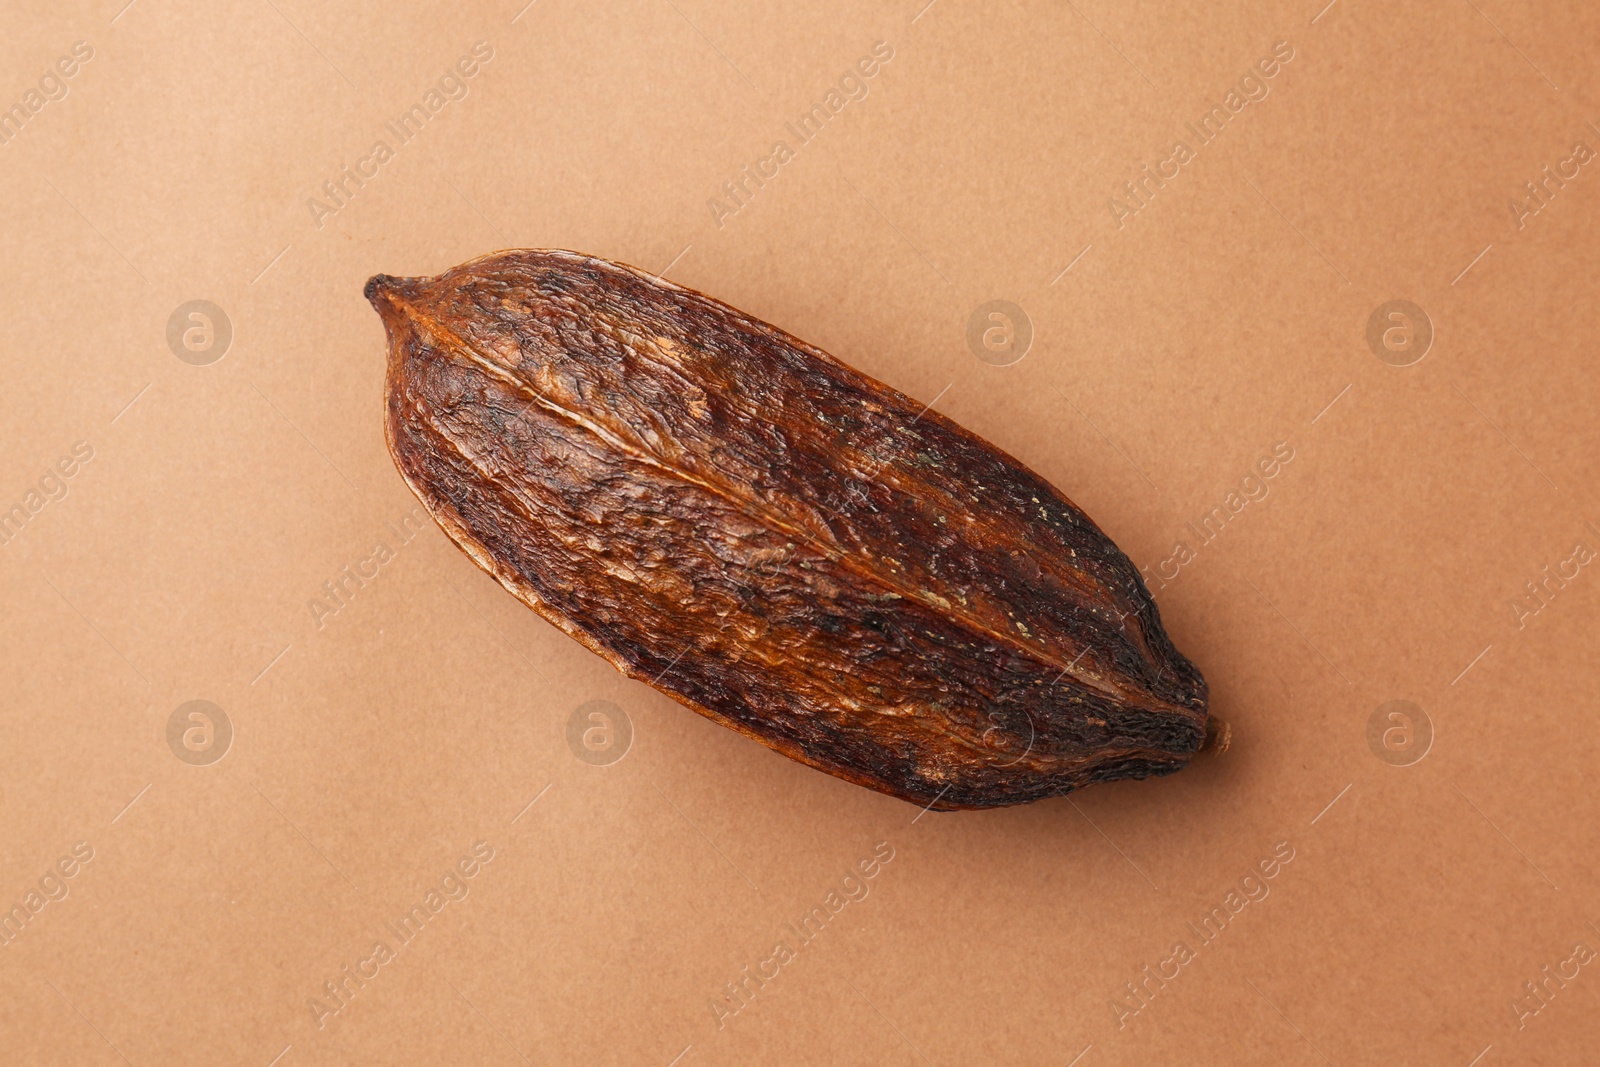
367;250;1209;810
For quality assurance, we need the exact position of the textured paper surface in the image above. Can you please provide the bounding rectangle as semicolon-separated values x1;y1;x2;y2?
2;1;1598;1064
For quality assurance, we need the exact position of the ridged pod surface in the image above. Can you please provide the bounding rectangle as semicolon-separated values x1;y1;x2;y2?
367;249;1210;809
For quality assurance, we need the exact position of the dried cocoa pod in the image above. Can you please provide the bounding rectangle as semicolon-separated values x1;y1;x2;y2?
367;250;1210;810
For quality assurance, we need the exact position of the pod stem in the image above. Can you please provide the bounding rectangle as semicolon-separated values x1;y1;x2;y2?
1203;717;1232;755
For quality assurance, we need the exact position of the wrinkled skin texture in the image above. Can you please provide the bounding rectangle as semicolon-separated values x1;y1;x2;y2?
367;250;1208;809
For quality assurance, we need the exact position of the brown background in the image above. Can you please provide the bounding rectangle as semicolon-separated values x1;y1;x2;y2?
2;0;1598;1063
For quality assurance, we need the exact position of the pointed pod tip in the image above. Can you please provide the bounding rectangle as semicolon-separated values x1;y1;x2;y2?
365;272;429;307
365;273;410;309
1202;717;1231;756
366;275;429;339
363;274;391;307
